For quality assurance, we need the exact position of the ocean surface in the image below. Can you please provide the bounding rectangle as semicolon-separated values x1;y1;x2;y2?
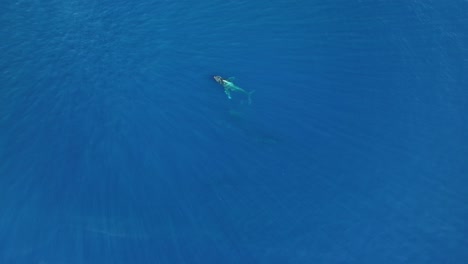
1;0;467;263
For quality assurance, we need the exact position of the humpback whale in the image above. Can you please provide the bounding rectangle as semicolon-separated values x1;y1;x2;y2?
214;76;255;104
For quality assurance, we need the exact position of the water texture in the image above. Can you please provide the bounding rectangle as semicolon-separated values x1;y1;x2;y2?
0;0;467;263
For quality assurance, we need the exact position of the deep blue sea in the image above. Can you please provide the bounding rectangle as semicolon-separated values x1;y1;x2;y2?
1;0;467;263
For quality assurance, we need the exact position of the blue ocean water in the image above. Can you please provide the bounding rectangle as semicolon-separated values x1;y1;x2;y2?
1;0;467;263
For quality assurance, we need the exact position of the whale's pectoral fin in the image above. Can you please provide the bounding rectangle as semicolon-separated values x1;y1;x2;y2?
225;89;232;99
227;77;236;82
247;90;255;105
